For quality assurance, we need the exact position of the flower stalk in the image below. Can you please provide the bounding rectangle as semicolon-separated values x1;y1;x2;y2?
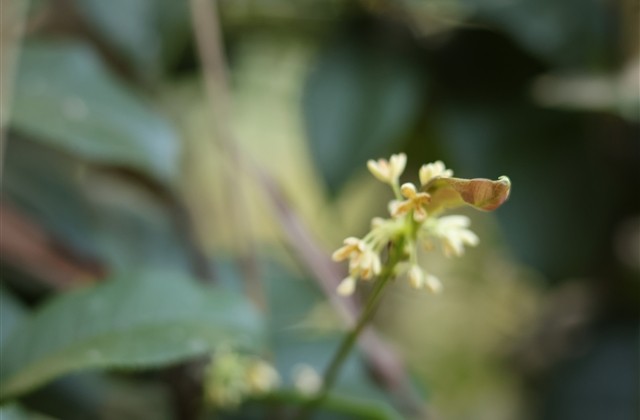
297;153;510;419
295;237;405;419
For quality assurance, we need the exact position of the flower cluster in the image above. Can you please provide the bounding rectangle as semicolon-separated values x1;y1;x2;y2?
332;153;485;296
204;348;280;409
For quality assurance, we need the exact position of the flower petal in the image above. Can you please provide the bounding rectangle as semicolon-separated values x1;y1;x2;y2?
367;159;391;183
400;183;418;199
337;277;357;296
424;176;511;214
425;274;442;293
389;153;407;179
408;265;424;289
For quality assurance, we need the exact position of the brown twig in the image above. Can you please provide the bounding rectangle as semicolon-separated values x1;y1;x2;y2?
0;201;104;288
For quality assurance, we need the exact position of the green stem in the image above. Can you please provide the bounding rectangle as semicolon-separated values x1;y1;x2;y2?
294;241;404;419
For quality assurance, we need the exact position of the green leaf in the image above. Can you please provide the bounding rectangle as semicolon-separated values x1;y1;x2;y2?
0;272;263;400
0;287;27;347
424;176;511;214
74;0;191;78
3;138;189;271
10;41;180;184
303;28;424;193
464;0;615;69
437;100;620;279
0;403;52;420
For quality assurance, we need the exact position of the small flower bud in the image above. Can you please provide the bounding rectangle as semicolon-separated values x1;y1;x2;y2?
425;274;443;293
390;183;431;220
400;182;418;198
367;153;407;184
246;360;280;394
292;364;322;396
431;215;479;257
408;265;425;289
337;276;357;296
371;217;385;229
419;161;453;186
332;237;363;261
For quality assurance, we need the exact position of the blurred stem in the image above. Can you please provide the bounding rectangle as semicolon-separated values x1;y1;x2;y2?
295;239;405;419
262;390;392;420
189;0;264;309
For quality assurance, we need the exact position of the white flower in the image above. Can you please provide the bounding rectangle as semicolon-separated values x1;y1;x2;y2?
349;247;381;279
336;276;357;296
331;237;364;262
204;350;280;409
370;217;386;229
292;364;322;396
430;215;479;257
389;183;431;222
332;238;381;280
408;265;425;289
424;274;443;293
246;360;280;394
407;265;442;293
419;160;453;186
367;153;407;184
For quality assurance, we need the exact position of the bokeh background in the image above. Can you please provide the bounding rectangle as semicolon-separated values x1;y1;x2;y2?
1;0;638;419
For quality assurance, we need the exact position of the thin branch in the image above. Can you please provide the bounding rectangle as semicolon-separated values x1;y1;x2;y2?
189;0;264;309
188;0;426;416
258;166;426;417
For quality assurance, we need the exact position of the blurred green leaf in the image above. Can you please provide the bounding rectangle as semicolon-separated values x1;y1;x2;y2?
74;0;191;77
538;326;639;420
0;287;27;346
10;41;180;184
303;27;425;193
22;373;173;420
0;403;52;420
438;101;618;279
0;272;263;400
465;0;615;69
3;138;189;272
3;138;99;256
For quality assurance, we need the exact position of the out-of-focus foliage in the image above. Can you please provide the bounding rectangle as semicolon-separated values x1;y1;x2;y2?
74;0;191;79
1;0;637;419
303;23;425;194
11;42;180;184
0;272;262;400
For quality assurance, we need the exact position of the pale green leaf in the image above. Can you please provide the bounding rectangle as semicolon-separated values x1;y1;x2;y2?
0;272;263;400
424;176;511;214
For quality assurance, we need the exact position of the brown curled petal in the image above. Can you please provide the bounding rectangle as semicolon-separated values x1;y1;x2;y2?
424;176;511;214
